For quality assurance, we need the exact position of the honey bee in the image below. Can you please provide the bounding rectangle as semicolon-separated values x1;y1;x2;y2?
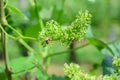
45;36;52;44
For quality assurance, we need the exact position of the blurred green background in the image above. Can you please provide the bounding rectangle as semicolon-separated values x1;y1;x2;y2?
0;0;120;76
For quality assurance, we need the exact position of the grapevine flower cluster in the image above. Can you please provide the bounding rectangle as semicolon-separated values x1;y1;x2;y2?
64;63;117;80
113;57;120;74
113;57;120;67
39;10;92;46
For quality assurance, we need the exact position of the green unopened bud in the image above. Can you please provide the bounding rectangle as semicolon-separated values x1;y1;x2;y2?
39;10;92;46
64;63;117;80
113;56;120;66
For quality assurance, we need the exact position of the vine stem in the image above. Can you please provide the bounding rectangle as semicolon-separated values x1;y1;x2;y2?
0;24;43;57
44;43;89;60
0;23;38;41
18;38;34;55
1;30;12;80
0;0;12;80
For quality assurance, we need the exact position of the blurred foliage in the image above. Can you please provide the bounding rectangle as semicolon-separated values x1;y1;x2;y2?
0;0;120;80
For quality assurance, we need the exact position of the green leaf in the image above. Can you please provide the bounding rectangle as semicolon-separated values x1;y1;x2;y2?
86;26;116;75
25;24;41;38
36;69;48;80
86;26;114;56
10;55;42;76
102;55;115;75
87;37;114;56
101;40;120;75
101;40;120;57
10;57;34;75
6;4;28;20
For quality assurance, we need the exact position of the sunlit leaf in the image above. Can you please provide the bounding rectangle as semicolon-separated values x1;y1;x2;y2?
25;24;41;38
36;69;48;80
10;55;42;76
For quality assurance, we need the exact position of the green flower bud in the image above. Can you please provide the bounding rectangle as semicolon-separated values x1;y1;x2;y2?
64;63;117;80
113;56;120;66
39;10;92;46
